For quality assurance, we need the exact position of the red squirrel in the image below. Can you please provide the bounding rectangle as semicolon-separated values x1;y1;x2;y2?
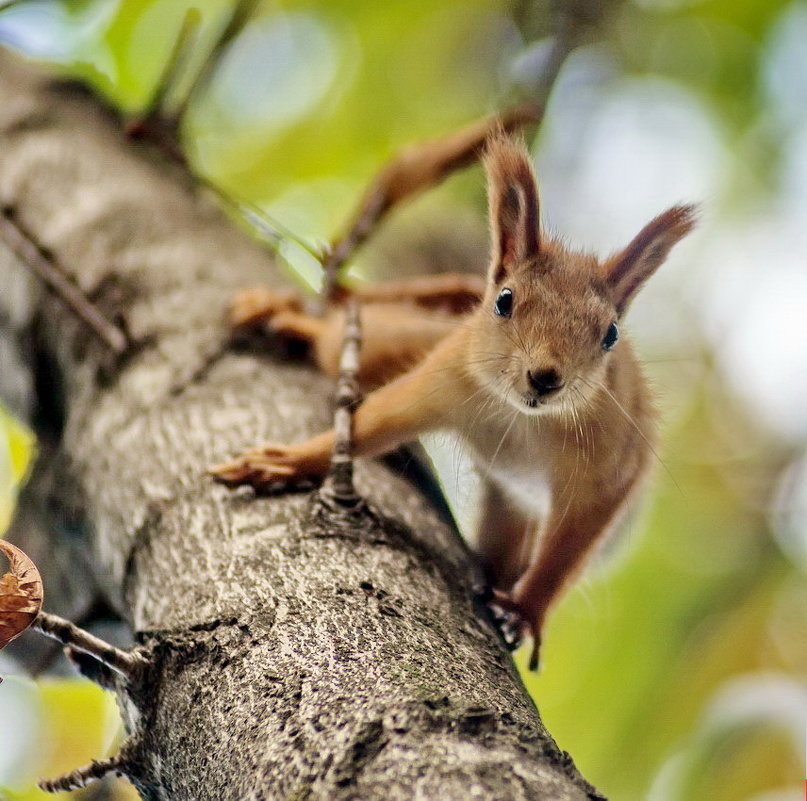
212;134;696;668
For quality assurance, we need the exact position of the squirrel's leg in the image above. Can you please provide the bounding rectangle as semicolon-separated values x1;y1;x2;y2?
268;310;329;342
228;287;459;392
508;492;629;670
229;285;330;346
232;273;484;332
341;273;484;314
229;276;478;367
210;334;465;489
475;481;534;591
229;287;304;329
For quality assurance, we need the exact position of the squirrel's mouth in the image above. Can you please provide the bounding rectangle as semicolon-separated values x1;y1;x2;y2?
519;392;562;413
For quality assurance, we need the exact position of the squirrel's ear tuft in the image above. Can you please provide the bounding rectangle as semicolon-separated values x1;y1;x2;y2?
605;204;698;315
484;133;540;283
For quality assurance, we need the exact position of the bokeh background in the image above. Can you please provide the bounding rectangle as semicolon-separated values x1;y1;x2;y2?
0;0;805;799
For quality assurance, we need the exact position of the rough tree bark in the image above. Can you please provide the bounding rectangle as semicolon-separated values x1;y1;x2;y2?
0;50;604;800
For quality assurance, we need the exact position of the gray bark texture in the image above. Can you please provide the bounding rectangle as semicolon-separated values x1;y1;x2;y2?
0;49;604;801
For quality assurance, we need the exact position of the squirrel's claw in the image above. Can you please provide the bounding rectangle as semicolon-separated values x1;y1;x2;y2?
487;588;543;671
527;631;542;672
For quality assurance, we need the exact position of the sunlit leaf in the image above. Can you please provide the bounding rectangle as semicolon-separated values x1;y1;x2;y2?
0;406;34;487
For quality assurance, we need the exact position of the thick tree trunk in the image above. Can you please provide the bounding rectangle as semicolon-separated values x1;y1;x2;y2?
0;50;603;800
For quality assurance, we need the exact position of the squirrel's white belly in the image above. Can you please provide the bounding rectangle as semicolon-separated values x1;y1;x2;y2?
463;417;554;516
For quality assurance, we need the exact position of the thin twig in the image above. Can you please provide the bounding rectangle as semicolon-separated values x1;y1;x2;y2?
318;296;363;507
530;11;577;107
319;104;540;303
142;8;202;122
38;756;125;793
0;210;128;355
198;175;322;260
319;189;385;301
315;106;540;506
172;0;261;123
126;2;259;159
513;0;616;106
124;9;200;160
32;610;147;682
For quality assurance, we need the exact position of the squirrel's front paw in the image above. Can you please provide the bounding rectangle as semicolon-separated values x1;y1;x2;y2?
208;443;321;491
229;287;301;330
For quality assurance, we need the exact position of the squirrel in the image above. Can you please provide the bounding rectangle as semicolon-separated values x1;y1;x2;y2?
212;134;697;669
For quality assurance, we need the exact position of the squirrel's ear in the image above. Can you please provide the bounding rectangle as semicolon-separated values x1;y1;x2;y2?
484;135;540;283
605;204;697;315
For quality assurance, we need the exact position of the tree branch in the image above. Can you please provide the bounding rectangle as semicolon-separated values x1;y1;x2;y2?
0;49;603;800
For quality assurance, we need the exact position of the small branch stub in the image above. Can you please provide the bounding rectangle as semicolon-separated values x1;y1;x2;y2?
32;610;147;683
0;210;128;354
38;756;126;794
319;296;363;508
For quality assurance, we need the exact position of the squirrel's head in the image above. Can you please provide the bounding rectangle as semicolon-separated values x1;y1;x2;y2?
468;133;696;417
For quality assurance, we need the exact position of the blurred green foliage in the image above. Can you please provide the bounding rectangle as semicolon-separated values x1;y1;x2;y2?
0;406;34;532
0;0;804;799
0;677;136;801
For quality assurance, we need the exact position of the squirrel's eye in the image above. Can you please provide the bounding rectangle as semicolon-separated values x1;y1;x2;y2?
494;288;513;318
601;322;619;351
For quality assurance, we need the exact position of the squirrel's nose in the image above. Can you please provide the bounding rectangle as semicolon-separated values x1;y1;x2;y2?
527;368;563;396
